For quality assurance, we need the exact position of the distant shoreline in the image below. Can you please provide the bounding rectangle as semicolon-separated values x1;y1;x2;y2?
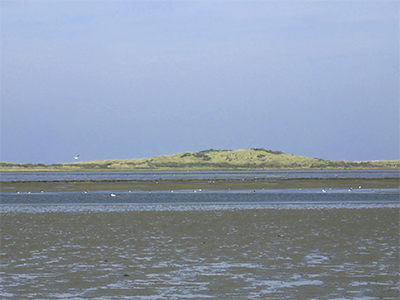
1;166;399;172
1;148;399;172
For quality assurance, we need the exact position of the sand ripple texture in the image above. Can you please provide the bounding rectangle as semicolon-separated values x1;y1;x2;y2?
1;207;399;299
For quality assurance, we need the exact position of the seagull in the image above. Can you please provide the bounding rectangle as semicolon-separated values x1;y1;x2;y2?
111;193;116;197
74;155;80;160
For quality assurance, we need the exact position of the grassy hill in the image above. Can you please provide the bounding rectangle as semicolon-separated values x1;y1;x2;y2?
1;148;399;171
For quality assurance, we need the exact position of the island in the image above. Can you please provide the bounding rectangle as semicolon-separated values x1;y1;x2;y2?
1;149;398;193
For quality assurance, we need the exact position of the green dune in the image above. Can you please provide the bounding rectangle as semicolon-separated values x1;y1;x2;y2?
1;148;399;171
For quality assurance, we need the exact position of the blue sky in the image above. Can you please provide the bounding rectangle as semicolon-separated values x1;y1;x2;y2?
1;0;399;164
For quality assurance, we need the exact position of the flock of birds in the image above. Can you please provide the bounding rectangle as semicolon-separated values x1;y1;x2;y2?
321;186;363;193
16;159;371;195
16;185;378;196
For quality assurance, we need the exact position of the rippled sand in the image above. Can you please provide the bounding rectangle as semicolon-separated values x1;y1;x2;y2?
1;206;399;299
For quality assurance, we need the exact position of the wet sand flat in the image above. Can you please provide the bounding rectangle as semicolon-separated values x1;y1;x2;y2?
1;177;398;193
1;206;399;299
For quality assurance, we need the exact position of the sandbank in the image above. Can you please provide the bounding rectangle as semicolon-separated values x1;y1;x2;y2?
1;177;398;193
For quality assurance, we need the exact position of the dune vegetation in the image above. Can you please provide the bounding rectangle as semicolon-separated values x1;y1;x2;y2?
1;148;399;172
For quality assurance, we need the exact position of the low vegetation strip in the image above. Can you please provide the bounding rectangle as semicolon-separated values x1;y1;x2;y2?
1;148;399;171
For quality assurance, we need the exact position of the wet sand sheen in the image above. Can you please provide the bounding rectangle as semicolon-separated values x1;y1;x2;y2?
1;206;399;299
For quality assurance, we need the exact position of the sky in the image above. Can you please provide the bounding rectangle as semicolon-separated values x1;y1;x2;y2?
1;0;399;164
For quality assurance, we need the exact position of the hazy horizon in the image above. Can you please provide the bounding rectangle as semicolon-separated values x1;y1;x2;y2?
1;1;399;164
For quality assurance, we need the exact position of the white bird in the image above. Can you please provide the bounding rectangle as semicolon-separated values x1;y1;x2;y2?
74;155;79;160
322;189;327;193
111;193;116;197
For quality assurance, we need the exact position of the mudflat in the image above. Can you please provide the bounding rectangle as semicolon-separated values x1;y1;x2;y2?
1;177;398;193
1;206;399;299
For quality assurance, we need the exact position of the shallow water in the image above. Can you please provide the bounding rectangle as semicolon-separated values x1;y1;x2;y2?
1;187;399;206
1;172;399;299
1;204;399;299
